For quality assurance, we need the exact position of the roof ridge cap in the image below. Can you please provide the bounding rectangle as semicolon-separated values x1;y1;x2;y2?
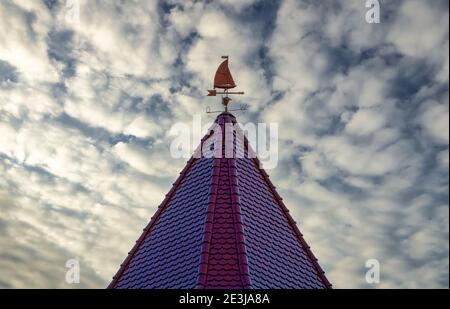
226;157;251;289
197;158;221;288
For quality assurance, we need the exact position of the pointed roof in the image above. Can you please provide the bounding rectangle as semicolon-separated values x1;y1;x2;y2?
108;112;331;289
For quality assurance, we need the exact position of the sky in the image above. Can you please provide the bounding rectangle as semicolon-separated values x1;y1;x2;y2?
0;0;448;289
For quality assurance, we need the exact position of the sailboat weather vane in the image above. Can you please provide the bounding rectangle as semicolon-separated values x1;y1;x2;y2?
206;56;246;113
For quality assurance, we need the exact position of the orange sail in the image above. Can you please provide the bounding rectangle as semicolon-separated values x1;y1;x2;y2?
214;59;236;90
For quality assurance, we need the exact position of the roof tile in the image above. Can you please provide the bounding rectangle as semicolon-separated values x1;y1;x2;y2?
108;112;331;289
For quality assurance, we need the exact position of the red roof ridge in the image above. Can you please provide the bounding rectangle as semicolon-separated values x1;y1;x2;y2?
197;157;251;288
197;158;220;288
197;113;251;289
227;158;251;288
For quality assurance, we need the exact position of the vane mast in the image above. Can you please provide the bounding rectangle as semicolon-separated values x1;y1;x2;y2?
207;56;245;112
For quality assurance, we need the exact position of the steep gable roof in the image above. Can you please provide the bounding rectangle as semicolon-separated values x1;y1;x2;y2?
108;112;331;289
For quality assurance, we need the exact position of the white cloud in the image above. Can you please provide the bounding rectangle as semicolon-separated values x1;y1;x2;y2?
345;108;386;136
419;101;449;145
0;1;58;82
113;141;181;177
124;115;163;138
317;135;413;176
328;62;395;112
0;122;18;157
74;0;170;78
269;0;328;94
300;152;334;181
388;0;449;59
167;2;205;39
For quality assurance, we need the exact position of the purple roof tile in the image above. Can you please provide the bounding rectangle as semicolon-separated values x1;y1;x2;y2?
108;112;331;289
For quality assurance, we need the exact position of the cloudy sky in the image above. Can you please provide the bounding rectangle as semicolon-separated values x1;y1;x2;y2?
0;0;448;289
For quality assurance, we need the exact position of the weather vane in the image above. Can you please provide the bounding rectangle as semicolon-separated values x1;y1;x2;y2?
206;56;247;113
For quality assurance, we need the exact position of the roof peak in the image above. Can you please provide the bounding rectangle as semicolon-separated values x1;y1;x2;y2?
215;112;236;123
108;110;332;289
